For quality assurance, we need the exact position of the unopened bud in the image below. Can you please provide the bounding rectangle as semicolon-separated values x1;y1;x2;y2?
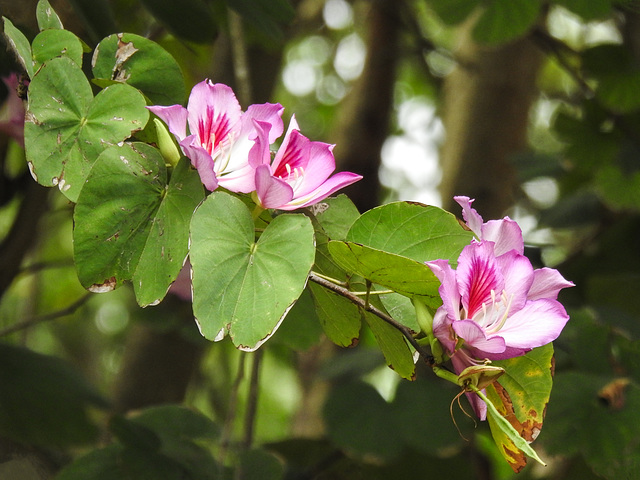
154;118;181;168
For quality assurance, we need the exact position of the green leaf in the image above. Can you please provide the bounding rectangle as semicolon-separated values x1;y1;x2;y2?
58;406;220;480
484;344;554;472
92;33;186;106
0;343;107;447
363;312;415;380
472;0;542;45
307;200;362;346
238;449;284;480
190;192;315;350
482;387;547;472
345;201;473;265
32;29;84;69
554;0;612;20
140;0;218;43
324;381;403;460
309;194;360;241
273;287;324;350
308;282;361;347
2;16;34;79
427;0;479;25
24;56;149;201
544;373;640;479
36;0;64;30
227;0;295;42
74;145;203;306
328;241;442;308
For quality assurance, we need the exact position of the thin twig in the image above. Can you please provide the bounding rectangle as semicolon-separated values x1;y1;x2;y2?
308;272;435;367
219;352;247;464
0;293;92;337
242;348;264;450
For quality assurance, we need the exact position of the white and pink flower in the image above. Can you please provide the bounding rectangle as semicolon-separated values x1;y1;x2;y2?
427;197;574;419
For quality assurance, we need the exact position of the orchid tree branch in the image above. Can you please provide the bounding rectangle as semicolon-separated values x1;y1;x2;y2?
308;272;435;367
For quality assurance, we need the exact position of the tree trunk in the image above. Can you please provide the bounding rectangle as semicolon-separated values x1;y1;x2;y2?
332;0;402;212
439;20;543;219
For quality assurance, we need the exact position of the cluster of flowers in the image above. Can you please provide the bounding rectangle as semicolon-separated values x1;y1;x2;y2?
149;80;362;210
426;197;574;419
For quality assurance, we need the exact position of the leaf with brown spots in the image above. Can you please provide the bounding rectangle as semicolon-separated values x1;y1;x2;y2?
484;343;555;472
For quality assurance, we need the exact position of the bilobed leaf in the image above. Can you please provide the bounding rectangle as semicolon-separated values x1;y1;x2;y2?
309;282;361;347
92;33;186;105
309;194;360;241
2;16;34;79
190;192;315;351
36;0;64;30
345;201;473;266
328;241;443;308
472;0;541;45
32;29;84;68
24;56;149;201
74;145;203;306
484;344;554;472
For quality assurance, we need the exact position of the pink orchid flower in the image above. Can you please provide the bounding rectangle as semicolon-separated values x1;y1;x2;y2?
0;73;26;147
148;80;284;192
249;115;362;211
427;198;574;419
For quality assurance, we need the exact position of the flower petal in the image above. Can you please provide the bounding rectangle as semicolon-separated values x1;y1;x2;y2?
294;140;337;197
497;298;570;350
457;242;503;318
426;259;462;323
455;196;483;238
187;81;241;152
255;164;294;209
482;218;524;256
180;137;218;191
279;171;362;210
147;104;188;141
452;320;506;355
496;250;534;312
271;116;300;173
528;268;574;300
242;102;285;143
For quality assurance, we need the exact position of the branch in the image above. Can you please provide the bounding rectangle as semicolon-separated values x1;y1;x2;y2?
0;293;92;337
308;272;435;367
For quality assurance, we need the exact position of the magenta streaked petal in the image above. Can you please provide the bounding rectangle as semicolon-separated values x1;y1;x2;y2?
273;129;310;177
294;141;337;197
482;218;524;256
457;242;503;318
187;81;241;149
426;259;462;323
255;165;294;208
278;171;362;210
179;138;218;191
452;320;506;354
455;196;483;238
528;268;574;300
242;103;285;142
147;104;188;141
498;298;570;349
271;116;301;173
496;250;534;311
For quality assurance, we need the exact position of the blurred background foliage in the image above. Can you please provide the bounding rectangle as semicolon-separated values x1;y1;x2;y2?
1;0;640;478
